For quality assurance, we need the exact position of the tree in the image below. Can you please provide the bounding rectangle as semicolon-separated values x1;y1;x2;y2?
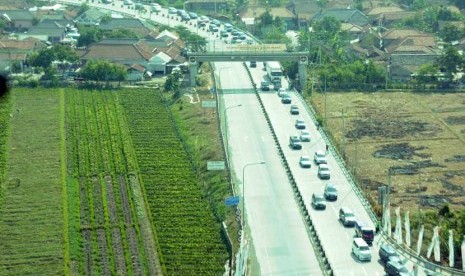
28;48;55;68
436;46;463;83
77;3;90;16
441;24;461;42
80;60;127;83
449;0;465;10
164;70;182;96
77;26;102;47
414;64;438;85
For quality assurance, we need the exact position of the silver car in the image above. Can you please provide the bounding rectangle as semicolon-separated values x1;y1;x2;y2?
300;130;310;142
313;150;327;164
318;164;330;179
324;183;338;201
299;155;312;168
295;119;306;129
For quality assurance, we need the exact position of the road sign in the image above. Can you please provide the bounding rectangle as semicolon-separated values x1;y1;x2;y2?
207;161;225;170
202;100;216;108
189;56;196;63
225;196;240;206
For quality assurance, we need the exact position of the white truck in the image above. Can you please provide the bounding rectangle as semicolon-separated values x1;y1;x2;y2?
265;61;283;82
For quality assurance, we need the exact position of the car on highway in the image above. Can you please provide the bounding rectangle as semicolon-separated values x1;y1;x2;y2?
180;13;191;21
379;244;401;264
135;2;145;10
281;94;291;104
199;15;209;23
311;193;326;210
211;19;221;26
188;12;198;19
295;119;306;129
277;87;287;97
300;130;310;142
239;33;247;40
290;105;299;115
317;164;330;179
224;23;232;31
151;5;161;12
339;207;356;227
385;260;410;276
220;30;228;37
168;7;177;14
323;183;338;201
289;136;302;150
231;29;240;36
352;237;372;262
209;24;219;32
355;221;375;245
123;0;133;4
260;81;270;91
299;155;312;168
314;150;327;164
250;61;257;68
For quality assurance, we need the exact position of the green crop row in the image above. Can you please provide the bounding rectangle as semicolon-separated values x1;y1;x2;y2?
120;88;228;275
65;89;158;275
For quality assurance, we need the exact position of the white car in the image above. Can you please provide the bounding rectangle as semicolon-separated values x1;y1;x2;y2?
295;119;306;129
123;0;133;4
277;88;287;97
168;7;177;14
313;150;327;164
300;130;310;142
299;155;312;168
318;164;331;179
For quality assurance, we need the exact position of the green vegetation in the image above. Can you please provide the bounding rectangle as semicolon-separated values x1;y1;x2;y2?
0;92;11;200
0;88;64;275
65;89;161;275
121;88;228;275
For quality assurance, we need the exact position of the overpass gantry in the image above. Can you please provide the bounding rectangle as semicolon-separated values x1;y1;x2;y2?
186;44;308;91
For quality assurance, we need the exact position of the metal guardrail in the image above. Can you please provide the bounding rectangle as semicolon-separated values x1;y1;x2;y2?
242;63;333;276
293;92;465;276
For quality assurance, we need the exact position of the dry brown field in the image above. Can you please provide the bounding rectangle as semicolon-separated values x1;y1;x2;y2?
310;91;465;212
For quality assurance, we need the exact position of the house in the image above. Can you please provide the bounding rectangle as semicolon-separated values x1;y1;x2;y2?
286;0;321;29
240;6;296;30
80;39;154;68
148;52;172;74
18;20;70;43
74;8;109;26
367;6;415;28
98;18;152;37
389;54;439;82
0;9;36;31
0;38;45;73
127;64;146;81
310;9;370;27
151;39;187;73
185;0;229;13
379;29;434;49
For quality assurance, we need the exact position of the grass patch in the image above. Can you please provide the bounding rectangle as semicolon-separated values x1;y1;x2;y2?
0;88;64;275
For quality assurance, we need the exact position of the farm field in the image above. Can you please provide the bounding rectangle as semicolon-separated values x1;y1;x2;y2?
65;89;162;275
0;87;229;275
0;88;64;275
120;88;228;275
311;91;465;211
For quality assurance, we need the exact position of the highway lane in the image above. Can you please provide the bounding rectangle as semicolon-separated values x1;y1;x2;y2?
247;63;431;275
216;62;323;275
